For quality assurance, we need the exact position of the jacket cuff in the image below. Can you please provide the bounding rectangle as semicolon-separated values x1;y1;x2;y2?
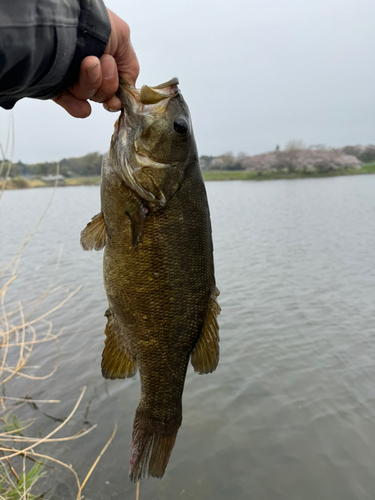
0;0;111;108
36;1;111;100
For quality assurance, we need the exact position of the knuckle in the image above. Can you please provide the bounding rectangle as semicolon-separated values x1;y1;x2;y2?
122;21;131;38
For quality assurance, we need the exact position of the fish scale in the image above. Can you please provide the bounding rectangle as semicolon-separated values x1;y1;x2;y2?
81;78;220;481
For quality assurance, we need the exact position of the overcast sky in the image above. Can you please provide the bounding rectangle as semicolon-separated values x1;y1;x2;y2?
1;0;374;163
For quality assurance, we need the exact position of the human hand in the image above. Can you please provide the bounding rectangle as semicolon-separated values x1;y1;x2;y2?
53;8;139;118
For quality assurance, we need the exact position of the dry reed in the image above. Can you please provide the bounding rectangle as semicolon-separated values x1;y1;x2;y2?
0;123;119;499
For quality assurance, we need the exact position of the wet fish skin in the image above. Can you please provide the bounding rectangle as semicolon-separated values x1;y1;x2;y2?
81;78;220;482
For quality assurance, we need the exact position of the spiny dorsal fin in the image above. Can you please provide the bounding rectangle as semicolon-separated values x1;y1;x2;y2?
190;286;221;374
102;309;137;379
80;212;107;251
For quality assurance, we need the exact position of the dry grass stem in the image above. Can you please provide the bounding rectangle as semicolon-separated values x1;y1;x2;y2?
0;419;117;500
0;267;116;498
0;397;60;404
0;135;117;499
0;420;36;436
13;449;81;493
78;423;118;497
0;387;87;461
3;285;82;338
0;424;97;443
1;450;20;482
0;114;14;199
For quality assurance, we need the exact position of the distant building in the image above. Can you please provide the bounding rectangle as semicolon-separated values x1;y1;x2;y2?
41;174;65;185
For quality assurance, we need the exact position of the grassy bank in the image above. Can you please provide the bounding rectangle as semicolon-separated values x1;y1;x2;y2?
202;163;375;181
2;176;101;189
64;176;101;186
2;164;375;190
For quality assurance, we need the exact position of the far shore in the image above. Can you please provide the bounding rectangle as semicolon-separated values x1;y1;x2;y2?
2;163;375;190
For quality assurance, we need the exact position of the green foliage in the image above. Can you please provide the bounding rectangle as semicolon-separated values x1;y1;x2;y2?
10;176;29;189
0;160;20;178
5;149;375;183
199;155;215;170
202;165;375;181
342;145;375;163
203;171;260;181
59;152;103;177
64;176;101;186
0;461;45;499
2;414;23;435
0;415;44;499
8;152;103;178
360;162;375;173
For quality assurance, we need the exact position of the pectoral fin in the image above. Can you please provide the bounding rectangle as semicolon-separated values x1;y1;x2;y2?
102;309;137;379
127;204;149;249
191;286;221;374
80;212;107;251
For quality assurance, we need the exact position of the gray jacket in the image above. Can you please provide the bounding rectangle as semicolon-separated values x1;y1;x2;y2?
0;0;111;109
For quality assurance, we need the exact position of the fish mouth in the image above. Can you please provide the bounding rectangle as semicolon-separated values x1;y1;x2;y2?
139;78;179;104
116;77;180;113
114;78;181;206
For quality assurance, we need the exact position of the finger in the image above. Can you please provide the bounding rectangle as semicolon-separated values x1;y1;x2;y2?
103;95;122;112
105;9;140;87
90;55;119;103
70;56;102;101
118;40;140;87
53;91;92;118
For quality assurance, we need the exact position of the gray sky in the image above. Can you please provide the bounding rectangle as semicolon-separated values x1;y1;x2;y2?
1;0;374;163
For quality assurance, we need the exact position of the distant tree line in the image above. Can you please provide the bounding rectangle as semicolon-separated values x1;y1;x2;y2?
201;144;375;174
2;144;375;179
4;152;103;178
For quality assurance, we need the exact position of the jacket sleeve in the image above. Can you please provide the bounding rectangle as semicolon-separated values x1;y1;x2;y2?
0;0;111;109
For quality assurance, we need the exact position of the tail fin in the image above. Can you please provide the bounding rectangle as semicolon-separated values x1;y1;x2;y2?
129;414;181;481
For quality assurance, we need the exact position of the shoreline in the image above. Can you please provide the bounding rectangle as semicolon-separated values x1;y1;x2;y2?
2;164;375;190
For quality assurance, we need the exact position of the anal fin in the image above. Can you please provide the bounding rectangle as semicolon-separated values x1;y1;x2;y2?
191;286;221;374
80;212;107;251
102;309;137;379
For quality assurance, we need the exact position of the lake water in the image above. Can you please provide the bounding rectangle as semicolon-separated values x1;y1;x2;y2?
1;175;375;500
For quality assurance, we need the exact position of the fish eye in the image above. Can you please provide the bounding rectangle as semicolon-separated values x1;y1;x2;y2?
173;117;188;135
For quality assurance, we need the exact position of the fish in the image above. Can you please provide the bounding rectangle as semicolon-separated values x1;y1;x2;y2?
80;77;220;482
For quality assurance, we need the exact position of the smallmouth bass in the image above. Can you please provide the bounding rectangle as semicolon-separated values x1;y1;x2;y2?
81;78;220;481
